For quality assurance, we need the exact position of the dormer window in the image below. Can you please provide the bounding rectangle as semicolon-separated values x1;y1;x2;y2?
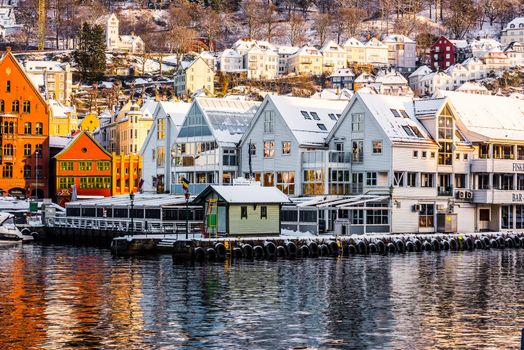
301;111;311;120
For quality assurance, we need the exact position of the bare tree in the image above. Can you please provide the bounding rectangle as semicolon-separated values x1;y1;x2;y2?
199;7;223;51
339;6;366;39
260;3;281;43
15;0;39;49
312;12;332;46
240;0;263;39
287;13;307;46
444;0;480;38
166;26;198;68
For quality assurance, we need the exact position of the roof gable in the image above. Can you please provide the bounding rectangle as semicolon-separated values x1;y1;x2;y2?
193;185;290;204
55;131;111;160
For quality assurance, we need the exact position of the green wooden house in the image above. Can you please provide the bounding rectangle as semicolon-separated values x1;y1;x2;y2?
192;185;291;236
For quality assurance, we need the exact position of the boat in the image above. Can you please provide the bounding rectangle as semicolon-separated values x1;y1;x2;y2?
0;212;34;242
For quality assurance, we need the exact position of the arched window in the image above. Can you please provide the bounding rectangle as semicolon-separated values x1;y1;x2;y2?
3;122;8;134
3;144;14;156
23;101;30;113
11;100;19;113
511;24;515;28
35;122;43;135
520;23;524;28
23;144;31;156
0;100;4;112
2;163;13;178
24;122;31;135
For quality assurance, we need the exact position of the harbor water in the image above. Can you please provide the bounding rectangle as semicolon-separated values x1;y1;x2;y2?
0;244;523;349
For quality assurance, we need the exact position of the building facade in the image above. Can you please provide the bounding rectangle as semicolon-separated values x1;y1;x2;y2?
25;60;73;105
0;48;50;198
111;152;142;196
174;56;215;98
382;34;417;72
501;17;524;46
430;36;456;70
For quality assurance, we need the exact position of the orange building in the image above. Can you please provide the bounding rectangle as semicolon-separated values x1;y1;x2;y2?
111;152;142;196
0;48;50;198
54;131;111;206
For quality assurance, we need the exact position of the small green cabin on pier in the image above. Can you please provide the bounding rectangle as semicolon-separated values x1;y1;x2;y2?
193;185;290;236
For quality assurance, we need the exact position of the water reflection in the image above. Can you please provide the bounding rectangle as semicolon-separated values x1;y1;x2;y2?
0;245;523;349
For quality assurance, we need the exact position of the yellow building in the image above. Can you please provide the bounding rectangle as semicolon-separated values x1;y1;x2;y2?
110;101;153;155
112;152;142;196
80;112;100;133
288;44;323;76
174;56;215;98
25;61;73;106
49;99;78;137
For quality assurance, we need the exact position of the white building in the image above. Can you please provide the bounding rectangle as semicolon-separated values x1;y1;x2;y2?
504;41;524;67
174;56;215;98
276;46;298;76
408;65;432;96
501;17;524;46
171;98;260;194
218;49;244;73
238;95;347;196
382;34;417;72
364;38;389;66
470;38;502;58
320;40;347;72
288;44;324;76
25;60;73;105
244;44;278;79
343;37;366;64
140;100;191;193
417;71;453;96
96;13;144;53
455;82;489;95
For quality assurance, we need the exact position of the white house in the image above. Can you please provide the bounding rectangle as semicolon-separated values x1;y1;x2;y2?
382;34;417;72
455;82;489;95
238;95;347;197
171;98;260;194
504;41;524;67
244;44;278;79
320;40;347;72
218;49;244;73
470;38;502;58
501;17;524;46
364;38;389;66
343;37;366;64
140;100;191;193
276;45;298;76
96;13;144;53
408;65;432;95
417;71;453;95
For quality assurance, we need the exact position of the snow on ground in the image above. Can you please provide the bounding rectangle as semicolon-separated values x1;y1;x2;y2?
281;229;317;238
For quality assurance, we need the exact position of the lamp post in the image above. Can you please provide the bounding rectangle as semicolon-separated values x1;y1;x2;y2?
129;191;135;236
35;149;40;200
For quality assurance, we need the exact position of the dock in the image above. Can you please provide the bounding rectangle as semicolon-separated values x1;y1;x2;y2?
110;231;524;260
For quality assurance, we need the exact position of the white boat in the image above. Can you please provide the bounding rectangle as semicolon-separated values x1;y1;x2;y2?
0;212;34;242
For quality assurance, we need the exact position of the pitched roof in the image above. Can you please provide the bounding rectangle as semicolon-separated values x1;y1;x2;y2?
320;40;344;52
342;37;365;47
54;130;111;160
193;185;291;204
408;65;432;78
504;17;524;31
436;90;524;141
382;34;415;43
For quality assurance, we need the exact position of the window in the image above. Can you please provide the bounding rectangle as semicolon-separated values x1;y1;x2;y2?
35;144;43;157
2;163;12;178
79;161;92;171
264;140;274;158
366;172;377;186
80;177;111;189
264;111;275;133
366;203;389;225
455;153;460;160
419;204;434;228
328;113;337;121
431;152;436;159
261;206;267;219
413;150;418;158
351;113;364;132
352;140;363;163
455;174;466;188
3;143;13;156
421;173;434;187
157;118;165;140
303;169;324;195
23;101;30;113
403;125;415;137
317;123;327;131
438;142;453;165
24;122;31;134
390;109;401;118
310;112;320;120
438;115;453;140
11;100;19;113
223;149;237;166
394;172;404;187
249;143;256;156
60;161;73;171
407;172;417;187
372;140;382;154
59;177;75;189
6;80;10;92
0;100;3;112
277;171;295;195
400;110;410;118
463;153;468;160
35;122;43;135
282;142;291;155
301;111;311;120
241;206;248;219
422;151;427;158
97;161;110;171
329;170;350;195
24;166;31;179
157;147;165;166
23;144;31;156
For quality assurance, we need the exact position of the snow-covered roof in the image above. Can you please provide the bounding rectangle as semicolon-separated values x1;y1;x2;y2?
320;40;344;52
449;39;468;49
49;99;68;118
266;95;347;146
330;68;355;77
290;44;322;58
354;73;375;83
382;34;415;44
504;17;524;31
25;60;67;72
219;49;242;58
158;101;191;127
413;98;447;116
49;135;73;149
409;65;432;78
365;37;388;48
311;89;353;101
342;37;365;48
348;93;434;144
375;71;408;85
276;45;299;55
462;57;483;68
436;90;524;141
140;99;158;118
445;63;468;75
419;71;451;83
194;185;291;204
195;98;260;145
456;82;489;93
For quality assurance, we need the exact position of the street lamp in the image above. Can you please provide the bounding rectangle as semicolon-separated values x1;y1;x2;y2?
129;191;135;236
35;149;40;200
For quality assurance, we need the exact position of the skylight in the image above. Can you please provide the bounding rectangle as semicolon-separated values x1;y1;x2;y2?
402;125;415;137
390;109;401;118
328;113;337;120
317;123;327;131
400;110;410;118
301;111;311;120
310;112;320;120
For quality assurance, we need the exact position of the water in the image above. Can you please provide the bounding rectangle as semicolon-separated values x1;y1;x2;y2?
0;244;523;350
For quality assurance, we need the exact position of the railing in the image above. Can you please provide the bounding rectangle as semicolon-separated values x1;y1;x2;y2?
438;186;453;196
352;153;364;163
329;151;351;164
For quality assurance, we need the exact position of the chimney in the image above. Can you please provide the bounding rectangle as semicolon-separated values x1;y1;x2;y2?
6;47;11;53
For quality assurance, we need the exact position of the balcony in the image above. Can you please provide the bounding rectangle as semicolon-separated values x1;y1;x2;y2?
471;158;524;173
472;189;524;204
329;151;351;164
438;186;453;196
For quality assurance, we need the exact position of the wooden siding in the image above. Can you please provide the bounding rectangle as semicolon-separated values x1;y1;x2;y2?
228;204;280;235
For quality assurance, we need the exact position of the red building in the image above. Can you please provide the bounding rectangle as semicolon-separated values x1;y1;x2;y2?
0;48;50;198
54;131;112;206
430;36;456;71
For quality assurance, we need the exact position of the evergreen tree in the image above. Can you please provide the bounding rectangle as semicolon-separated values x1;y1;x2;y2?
73;23;107;82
